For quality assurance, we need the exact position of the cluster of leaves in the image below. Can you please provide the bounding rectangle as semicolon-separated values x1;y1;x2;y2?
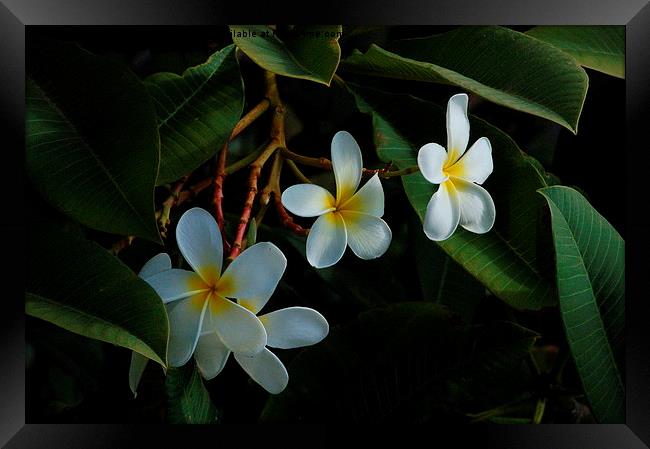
25;25;624;423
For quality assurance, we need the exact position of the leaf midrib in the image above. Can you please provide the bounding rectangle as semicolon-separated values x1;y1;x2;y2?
351;45;577;130
239;32;336;83
152;50;229;130
543;188;624;420
26;291;165;367
30;81;152;236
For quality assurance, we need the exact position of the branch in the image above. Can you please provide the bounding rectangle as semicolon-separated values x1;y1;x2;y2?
259;151;284;208
213;143;228;237
281;148;420;179
228;72;286;260
228;140;280;260
273;192;309;236
281;147;332;170
213;99;271;250
231;98;270;140
285;159;313;184
159;175;189;238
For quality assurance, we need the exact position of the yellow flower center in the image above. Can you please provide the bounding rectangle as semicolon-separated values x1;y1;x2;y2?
442;154;465;180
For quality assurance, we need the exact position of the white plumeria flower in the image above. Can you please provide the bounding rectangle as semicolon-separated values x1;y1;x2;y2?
128;213;329;396
144;207;286;370
417;93;496;241
281;131;392;268
199;305;329;394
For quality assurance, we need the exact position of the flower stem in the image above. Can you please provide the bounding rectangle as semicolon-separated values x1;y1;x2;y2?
228;72;287;260
213;143;230;250
159;175;190;238
259;151;284;208
273;191;309;236
285;159;313;184
228;140;280;260
231;99;270;139
281;147;332;170
379;165;420;178
213;99;271;251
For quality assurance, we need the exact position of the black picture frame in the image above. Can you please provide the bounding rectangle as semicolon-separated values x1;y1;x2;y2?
2;0;649;446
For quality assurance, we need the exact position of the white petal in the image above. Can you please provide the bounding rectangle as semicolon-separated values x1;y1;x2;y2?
331;130;362;204
209;295;267;356
176;207;223;285
217;242;286;314
423;181;460;241
339;211;392;260
453;178;496;234
144;269;208;304
281;184;336;217
306;212;347;268
449;137;493;184
129;352;149;397
260;307;329;349
194;332;231;380
234;348;289;394
138;253;172;279
340;173;385;217
417;143;449;184
446;93;470;164
166;294;209;367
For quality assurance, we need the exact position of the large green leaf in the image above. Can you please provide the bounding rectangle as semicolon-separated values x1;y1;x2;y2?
527;26;624;79
261;303;538;423
230;25;342;85
25;223;169;368
146;45;244;185
538;186;624;423
351;85;556;310
26;40;161;242
341;26;588;133
166;362;217;424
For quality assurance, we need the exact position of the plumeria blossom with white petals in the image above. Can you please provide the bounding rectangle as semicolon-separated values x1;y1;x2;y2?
144;207;285;369
417;93;496;241
129;207;329;396
214;302;329;394
281;131;392;268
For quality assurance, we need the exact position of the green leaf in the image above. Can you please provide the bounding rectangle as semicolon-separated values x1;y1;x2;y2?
230;25;342;85
146;45;244;185
527;26;624;79
538;186;624;423
25;222;169;368
350;85;556;310
341;26;588;133
410;212;485;323
26;40;161;242
166;362;217;424
261;303;538;423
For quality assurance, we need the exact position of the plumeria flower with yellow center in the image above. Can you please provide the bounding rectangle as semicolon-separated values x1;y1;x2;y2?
281;131;392;268
199;303;329;394
128;211;329;396
144;207;287;370
417;93;496;241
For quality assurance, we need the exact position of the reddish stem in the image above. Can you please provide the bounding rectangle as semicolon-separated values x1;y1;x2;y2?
213;143;231;251
228;142;279;259
273;192;309;236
